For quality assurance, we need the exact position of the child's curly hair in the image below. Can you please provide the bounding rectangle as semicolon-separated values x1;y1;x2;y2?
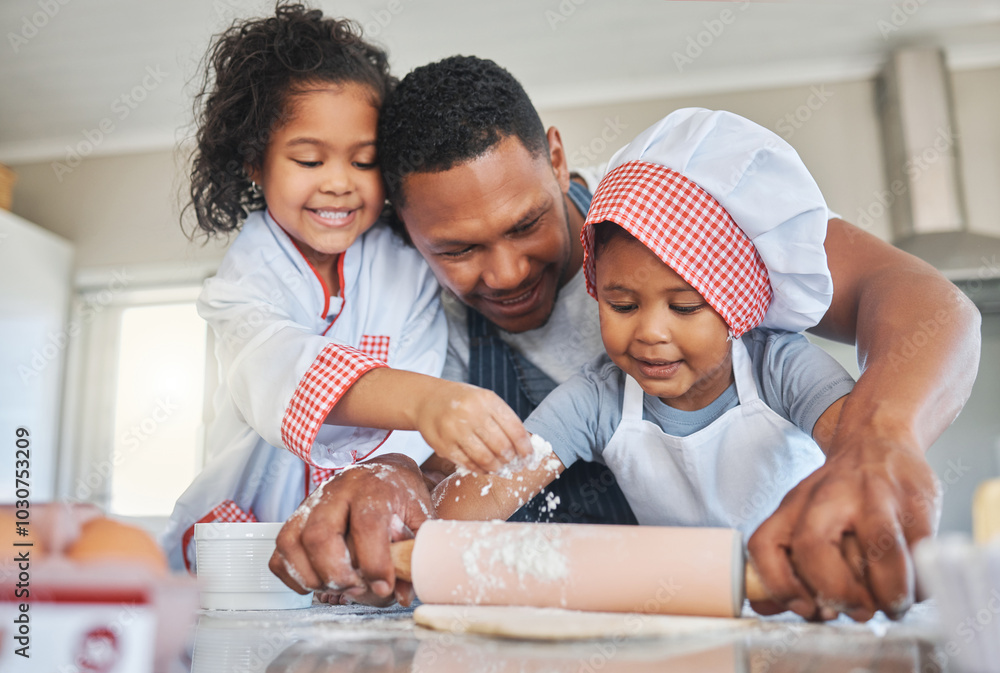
185;2;395;239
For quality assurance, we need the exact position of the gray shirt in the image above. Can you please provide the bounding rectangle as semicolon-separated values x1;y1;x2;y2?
524;328;855;468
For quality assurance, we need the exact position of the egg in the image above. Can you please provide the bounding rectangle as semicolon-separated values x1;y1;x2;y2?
65;517;168;574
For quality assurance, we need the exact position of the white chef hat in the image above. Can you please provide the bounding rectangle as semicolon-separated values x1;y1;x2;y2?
584;108;833;333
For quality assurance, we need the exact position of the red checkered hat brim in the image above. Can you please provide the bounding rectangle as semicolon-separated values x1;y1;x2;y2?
582;160;772;338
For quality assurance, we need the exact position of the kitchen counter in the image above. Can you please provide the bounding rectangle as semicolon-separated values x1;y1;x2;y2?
184;601;959;673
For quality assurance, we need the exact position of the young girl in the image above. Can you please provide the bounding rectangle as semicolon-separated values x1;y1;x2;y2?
434;108;856;539
162;4;530;572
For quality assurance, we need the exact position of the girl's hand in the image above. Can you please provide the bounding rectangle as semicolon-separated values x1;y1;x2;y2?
414;381;532;474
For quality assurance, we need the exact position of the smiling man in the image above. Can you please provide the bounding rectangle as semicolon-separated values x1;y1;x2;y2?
379;60;637;529
271;56;981;622
401;135;576;334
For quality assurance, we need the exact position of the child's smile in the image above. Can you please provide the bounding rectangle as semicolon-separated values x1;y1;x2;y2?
595;232;734;411
251;83;385;292
631;357;683;380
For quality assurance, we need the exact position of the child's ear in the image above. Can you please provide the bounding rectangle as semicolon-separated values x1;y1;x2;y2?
246;164;262;187
545;126;571;195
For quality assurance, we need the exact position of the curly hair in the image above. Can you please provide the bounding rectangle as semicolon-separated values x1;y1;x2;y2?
377;55;549;219
185;2;396;239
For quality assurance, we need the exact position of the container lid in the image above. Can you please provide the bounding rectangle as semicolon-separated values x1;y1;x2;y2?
194;522;283;541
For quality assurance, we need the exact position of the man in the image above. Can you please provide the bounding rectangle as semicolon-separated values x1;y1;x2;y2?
270;56;981;621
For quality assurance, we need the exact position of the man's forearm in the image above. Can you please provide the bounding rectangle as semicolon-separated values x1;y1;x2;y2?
814;219;981;455
848;273;979;454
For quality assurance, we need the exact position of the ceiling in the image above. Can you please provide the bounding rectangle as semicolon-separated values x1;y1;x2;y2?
2;0;1000;164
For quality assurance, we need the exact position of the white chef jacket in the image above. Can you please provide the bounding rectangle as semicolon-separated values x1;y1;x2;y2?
162;210;446;572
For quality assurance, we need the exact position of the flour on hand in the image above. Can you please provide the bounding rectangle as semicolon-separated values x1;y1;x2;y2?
455;433;560;479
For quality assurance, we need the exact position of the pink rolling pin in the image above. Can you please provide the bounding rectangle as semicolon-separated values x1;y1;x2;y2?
391;520;769;618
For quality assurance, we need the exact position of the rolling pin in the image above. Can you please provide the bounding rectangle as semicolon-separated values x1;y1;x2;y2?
390;520;768;618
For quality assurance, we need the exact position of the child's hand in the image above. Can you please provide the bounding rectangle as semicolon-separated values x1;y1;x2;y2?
415;381;532;474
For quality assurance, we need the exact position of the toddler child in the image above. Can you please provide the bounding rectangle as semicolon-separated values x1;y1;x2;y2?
434;108;855;538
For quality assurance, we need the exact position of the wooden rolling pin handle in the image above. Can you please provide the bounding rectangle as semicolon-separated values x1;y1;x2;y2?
743;560;769;603
391;538;415;583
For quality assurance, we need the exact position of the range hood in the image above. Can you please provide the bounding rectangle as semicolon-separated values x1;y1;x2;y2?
877;48;1000;284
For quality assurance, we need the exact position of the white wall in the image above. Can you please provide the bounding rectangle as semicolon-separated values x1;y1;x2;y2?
9;146;228;283
952;66;1000;241
0;210;73;502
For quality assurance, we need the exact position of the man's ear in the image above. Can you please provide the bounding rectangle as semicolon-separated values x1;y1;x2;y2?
546;127;571;194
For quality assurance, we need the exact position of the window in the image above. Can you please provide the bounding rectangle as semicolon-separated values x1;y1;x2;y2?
60;283;214;533
108;303;207;517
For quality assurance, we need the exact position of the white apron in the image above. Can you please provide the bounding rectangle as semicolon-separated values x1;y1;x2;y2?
602;338;825;539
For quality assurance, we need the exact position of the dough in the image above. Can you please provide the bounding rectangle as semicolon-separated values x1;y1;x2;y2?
413;604;750;641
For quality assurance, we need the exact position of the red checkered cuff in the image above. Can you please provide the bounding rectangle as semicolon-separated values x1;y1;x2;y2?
280;342;389;464
309;466;338;489
206;499;257;523
359;334;390;362
180;499;257;573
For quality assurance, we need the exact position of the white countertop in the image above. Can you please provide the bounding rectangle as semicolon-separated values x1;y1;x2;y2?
183;600;954;673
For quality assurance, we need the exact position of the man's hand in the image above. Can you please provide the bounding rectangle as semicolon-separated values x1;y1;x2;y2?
749;217;977;622
748;430;941;621
413;380;533;474
269;454;432;606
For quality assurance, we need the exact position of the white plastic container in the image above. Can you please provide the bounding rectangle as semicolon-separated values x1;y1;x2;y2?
194;522;313;610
